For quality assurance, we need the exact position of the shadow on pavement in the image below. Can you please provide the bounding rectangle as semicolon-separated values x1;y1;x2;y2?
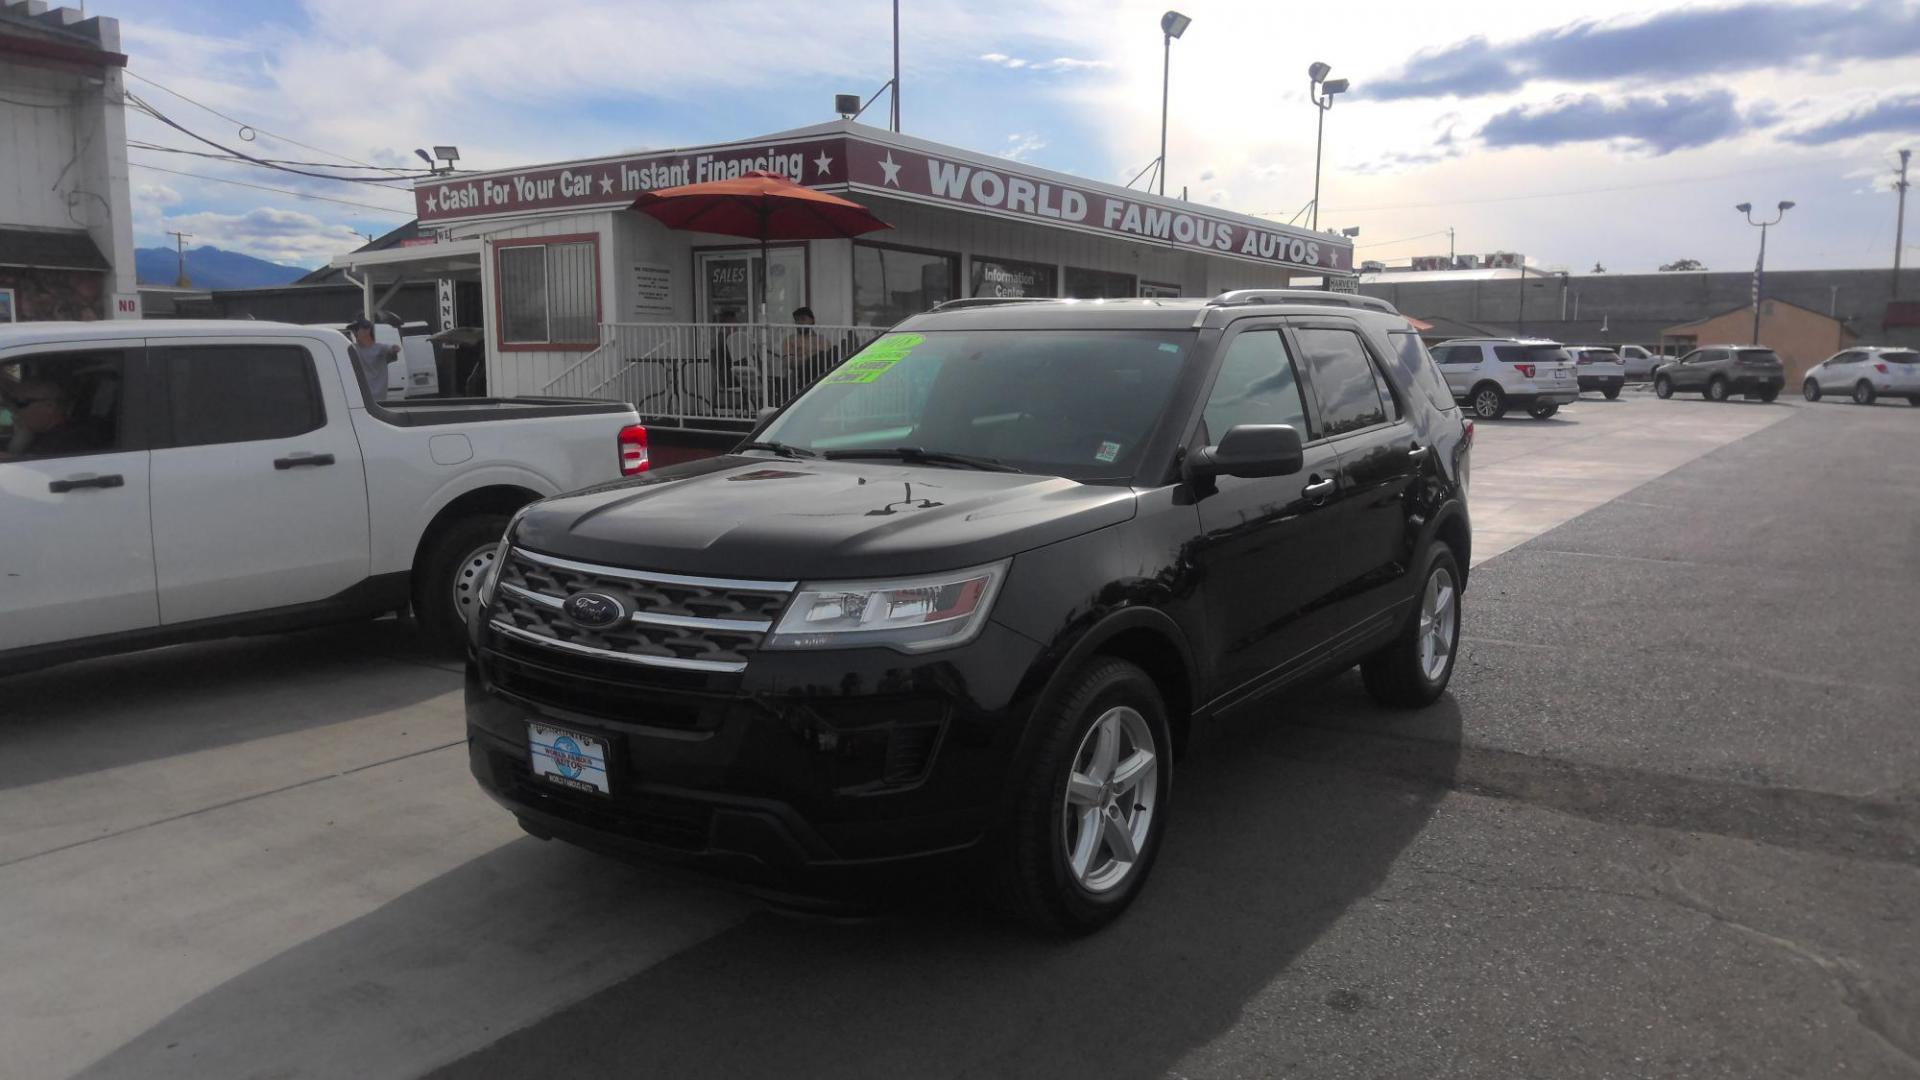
0;618;456;789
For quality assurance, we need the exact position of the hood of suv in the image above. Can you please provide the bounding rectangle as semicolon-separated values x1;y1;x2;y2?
512;454;1139;580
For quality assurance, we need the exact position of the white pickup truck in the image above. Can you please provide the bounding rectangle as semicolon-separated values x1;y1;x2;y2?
0;320;644;674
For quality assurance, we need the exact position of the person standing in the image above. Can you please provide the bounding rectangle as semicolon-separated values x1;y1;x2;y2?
347;318;399;402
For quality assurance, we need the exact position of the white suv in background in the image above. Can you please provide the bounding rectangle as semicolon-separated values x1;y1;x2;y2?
1430;337;1581;420
1565;346;1628;399
1801;346;1920;406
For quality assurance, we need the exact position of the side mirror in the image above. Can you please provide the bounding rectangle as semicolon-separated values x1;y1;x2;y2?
1187;423;1305;481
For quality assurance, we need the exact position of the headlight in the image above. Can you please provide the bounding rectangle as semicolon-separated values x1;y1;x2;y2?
765;561;1009;653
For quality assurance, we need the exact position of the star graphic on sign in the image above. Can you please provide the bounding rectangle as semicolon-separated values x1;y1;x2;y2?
813;151;833;177
424;192;438;212
877;152;902;187
599;175;614;194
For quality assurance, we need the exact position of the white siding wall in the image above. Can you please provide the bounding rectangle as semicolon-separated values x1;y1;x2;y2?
455;211;615;397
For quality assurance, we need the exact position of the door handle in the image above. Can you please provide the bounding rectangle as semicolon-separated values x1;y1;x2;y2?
1302;476;1336;500
48;473;125;493
274;453;336;470
1408;445;1431;461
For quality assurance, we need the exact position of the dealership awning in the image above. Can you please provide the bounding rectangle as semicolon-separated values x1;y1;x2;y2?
327;239;482;319
0;227;109;271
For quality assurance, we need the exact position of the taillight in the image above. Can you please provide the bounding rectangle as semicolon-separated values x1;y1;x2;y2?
1875;363;1889;374
1514;363;1536;378
1462;418;1475;448
618;424;650;475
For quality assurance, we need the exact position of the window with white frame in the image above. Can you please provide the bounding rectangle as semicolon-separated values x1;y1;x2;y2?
498;238;598;347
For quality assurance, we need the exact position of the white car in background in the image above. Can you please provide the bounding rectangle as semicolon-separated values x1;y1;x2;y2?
1430;337;1581;420
1565;346;1628;399
1801;346;1920;406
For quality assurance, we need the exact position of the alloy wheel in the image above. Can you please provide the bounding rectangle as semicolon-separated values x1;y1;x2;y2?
1418;566;1458;682
1061;706;1159;895
1474;389;1501;418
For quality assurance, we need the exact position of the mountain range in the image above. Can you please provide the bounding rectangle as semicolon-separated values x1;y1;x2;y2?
134;246;313;290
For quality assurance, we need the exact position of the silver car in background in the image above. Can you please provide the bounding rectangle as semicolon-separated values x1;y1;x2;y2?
1801;346;1920;406
1618;344;1661;380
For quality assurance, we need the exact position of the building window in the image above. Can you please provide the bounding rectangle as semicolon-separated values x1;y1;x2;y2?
0;287;14;322
970;256;1056;299
1139;280;1182;299
497;236;598;348
853;243;957;326
1064;267;1136;299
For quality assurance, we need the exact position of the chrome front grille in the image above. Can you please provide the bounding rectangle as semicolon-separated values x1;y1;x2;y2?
488;547;796;673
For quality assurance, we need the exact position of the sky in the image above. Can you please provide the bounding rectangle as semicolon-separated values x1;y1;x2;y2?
112;0;1920;273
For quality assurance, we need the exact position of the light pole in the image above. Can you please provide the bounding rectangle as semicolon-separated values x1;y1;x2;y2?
1307;63;1348;231
1158;11;1191;197
1737;200;1794;345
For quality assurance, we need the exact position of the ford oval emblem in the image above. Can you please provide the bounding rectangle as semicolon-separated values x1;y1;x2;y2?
563;592;625;629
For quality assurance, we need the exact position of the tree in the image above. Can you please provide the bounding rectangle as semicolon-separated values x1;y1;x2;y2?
1591;262;1606;273
1659;258;1706;272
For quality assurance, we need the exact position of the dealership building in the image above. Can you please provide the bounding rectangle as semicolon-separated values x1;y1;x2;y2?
332;120;1353;421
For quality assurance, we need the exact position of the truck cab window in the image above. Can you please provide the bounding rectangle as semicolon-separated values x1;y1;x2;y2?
163;345;324;447
0;350;126;461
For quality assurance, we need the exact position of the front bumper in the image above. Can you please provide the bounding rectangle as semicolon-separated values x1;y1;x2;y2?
464;616;1046;886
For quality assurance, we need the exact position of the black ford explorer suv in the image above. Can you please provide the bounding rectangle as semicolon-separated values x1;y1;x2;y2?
465;290;1473;933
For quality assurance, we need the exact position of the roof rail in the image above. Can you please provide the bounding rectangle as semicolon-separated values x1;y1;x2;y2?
1206;289;1399;315
929;296;1057;312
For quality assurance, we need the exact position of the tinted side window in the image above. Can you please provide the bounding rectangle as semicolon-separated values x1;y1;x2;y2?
1296;328;1388;436
1435;345;1479;364
166;345;323;448
0;348;128;460
1202;329;1310;441
1389;331;1455;412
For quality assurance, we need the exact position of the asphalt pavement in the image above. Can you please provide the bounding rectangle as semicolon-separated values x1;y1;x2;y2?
4;394;1916;1080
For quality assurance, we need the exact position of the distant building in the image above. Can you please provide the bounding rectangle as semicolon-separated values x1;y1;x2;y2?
1661;298;1856;387
0;1;135;322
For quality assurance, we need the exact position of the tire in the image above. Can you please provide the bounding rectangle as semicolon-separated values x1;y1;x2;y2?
415;513;510;657
1527;401;1559;420
1705;377;1730;402
1602;385;1621;401
992;658;1172;934
1907;395;1920;407
1362;542;1463;708
1470;384;1507;420
1755;385;1779;403
1654;375;1674;399
1803;380;1822;402
1853;381;1876;406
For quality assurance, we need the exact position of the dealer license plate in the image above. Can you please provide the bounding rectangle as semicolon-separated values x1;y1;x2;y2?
528;722;610;796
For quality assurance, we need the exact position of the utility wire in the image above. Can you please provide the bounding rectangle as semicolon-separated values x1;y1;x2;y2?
129;161;416;217
127;140;426;172
125;70;388;171
1354;228;1452;250
127;93;435;186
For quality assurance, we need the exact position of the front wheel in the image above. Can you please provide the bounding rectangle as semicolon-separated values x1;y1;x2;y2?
992;658;1171;934
1654;375;1674;399
1907;395;1920;407
1854;381;1876;405
1362;542;1463;708
415;513;511;656
1705;377;1730;401
1527;401;1559;420
1470;384;1507;420
1803;380;1822;402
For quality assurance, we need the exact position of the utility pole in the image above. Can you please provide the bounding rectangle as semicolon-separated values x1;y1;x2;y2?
1448;226;1455;265
890;0;900;132
167;230;192;287
1895;149;1910;299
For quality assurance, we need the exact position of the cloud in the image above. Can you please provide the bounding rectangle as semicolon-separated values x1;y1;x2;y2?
1782;92;1920;144
1478;91;1752;154
1369;0;1920;101
979;52;1110;72
156;207;368;267
1001;132;1047;161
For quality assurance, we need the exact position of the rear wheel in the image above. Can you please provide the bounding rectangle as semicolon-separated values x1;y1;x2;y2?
1527;401;1559;420
1907;395;1920;407
1755;385;1779;403
1654;375;1674;399
992;658;1171;934
1705;377;1730;402
1362;542;1463;708
1470;384;1507;420
1602;384;1622;400
415;513;509;657
1854;380;1876;405
1803;380;1822;402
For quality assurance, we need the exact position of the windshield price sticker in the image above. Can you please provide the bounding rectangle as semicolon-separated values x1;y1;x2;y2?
824;333;924;384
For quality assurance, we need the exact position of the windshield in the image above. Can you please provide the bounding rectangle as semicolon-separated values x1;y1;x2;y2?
1493;344;1571;364
759;329;1192;481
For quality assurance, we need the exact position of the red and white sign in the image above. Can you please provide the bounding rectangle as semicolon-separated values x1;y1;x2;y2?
415;131;1351;274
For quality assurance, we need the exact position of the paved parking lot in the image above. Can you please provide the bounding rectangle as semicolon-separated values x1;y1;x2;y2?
4;394;1916;1080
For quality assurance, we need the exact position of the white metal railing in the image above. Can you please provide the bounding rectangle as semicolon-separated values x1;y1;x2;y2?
539;322;889;427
